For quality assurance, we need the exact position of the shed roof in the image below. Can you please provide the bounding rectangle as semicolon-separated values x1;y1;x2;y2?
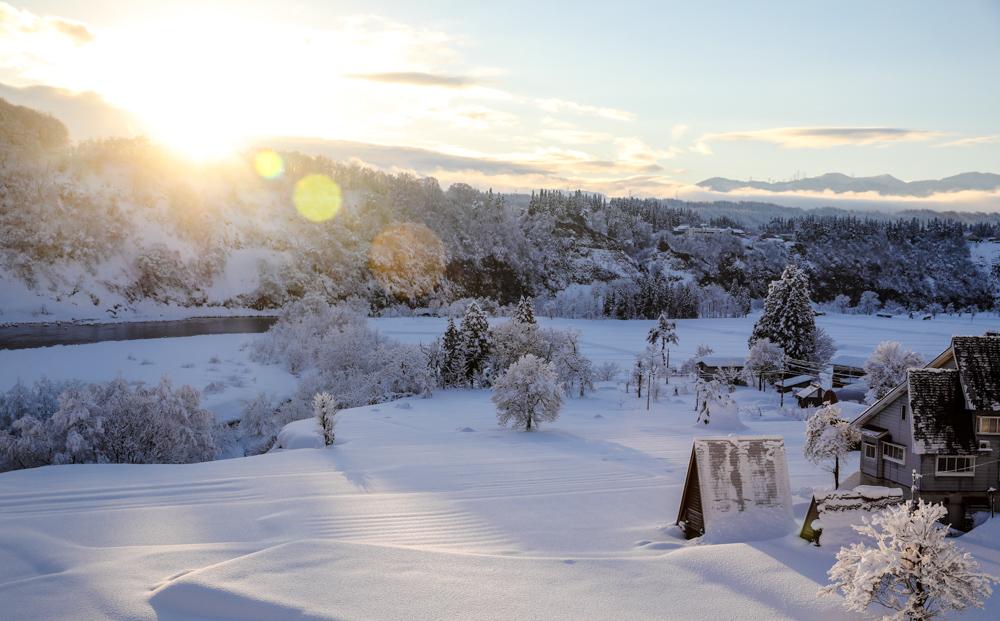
952;335;1000;412
908;369;975;455
779;374;815;388
699;356;746;367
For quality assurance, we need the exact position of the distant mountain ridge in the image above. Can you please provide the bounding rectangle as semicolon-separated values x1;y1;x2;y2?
697;172;1000;197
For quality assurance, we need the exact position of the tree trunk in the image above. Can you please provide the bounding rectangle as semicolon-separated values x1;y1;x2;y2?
834;455;840;489
665;348;671;384
526;415;532;431
646;372;652;411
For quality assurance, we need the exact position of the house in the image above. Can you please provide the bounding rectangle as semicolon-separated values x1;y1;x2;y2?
833;381;867;404
695;356;746;384
831;355;866;388
776;374;816;393
851;334;1000;528
796;383;838;408
676;436;793;540
799;485;904;545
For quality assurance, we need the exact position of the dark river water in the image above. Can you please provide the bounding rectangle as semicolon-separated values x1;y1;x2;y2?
0;316;278;350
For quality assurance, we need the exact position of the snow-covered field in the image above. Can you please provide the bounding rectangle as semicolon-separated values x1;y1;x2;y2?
2;313;1000;620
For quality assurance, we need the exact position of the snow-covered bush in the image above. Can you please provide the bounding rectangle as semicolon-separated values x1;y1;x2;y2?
864;341;925;402
313;392;337;446
251;296;431;409
856;290;881;315
594;361;622;382
804;403;861;489
0;377;215;471
823;500;997;620
694;377;746;430
492;354;562;431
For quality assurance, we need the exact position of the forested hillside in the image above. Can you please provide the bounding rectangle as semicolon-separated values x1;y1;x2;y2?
1;100;997;322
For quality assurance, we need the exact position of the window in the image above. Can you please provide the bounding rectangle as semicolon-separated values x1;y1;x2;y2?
979;440;993;452
882;442;905;464
936;456;975;477
901;405;907;421
978;417;1000;435
863;443;877;460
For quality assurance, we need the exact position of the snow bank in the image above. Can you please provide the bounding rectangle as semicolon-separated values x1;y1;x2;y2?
274;418;325;450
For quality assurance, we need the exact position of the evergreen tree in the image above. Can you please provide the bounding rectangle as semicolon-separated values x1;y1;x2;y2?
514;296;537;325
646;312;678;383
312;392;337;446
750;264;816;361
441;318;465;387
460;302;491;386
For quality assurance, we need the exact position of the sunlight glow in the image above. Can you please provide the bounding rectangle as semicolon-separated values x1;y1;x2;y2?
293;174;343;222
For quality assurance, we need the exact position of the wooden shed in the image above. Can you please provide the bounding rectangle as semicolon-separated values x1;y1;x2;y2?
795;383;838;408
676;436;793;540
799;485;904;545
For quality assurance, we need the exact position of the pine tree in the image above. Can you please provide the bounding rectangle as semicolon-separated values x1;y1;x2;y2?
646;312;678;383
441;318;465;387
460;302;491;386
750;264;817;361
514;296;537;325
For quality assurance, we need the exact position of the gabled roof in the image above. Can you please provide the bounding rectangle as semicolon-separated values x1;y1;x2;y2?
908;369;975;455
952;335;1000;412
690;436;793;528
779;374;815;388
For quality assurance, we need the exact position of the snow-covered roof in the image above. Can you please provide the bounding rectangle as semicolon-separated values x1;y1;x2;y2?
953;335;1000;412
778;374;815;388
810;486;904;533
909;368;975;455
691;436;793;533
795;384;822;399
699;356;746;368
831;355;866;368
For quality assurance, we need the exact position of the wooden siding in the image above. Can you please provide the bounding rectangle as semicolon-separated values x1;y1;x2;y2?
676;447;704;539
860;391;918;486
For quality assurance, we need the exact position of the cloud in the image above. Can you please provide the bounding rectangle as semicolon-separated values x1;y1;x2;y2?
534;97;635;121
698;126;942;149
0;2;93;44
345;71;480;88
671;124;688;140
0;81;143;139
937;134;1000;148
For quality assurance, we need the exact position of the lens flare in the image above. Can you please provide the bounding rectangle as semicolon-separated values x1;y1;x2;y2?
293;174;343;222
368;222;447;302
254;149;284;179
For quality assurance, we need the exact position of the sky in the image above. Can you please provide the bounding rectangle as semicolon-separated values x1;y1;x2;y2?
1;0;998;203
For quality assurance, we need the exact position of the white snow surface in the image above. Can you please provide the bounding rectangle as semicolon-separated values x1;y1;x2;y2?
2;314;1000;619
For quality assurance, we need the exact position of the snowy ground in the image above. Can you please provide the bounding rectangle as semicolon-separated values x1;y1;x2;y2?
2;313;1000;620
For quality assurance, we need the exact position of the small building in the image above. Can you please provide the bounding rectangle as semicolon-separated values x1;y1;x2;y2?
799;485;904;545
776;374;816;393
833;381;867;404
676;436;793;540
695;356;746;384
796;383;838;408
831;355;866;388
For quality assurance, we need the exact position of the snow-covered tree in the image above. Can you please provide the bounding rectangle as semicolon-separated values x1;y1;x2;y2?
694;378;745;429
864;341;925;402
313;392;337;446
750;264;817;361
440;318;465;387
460;301;492;386
831;294;852;314
646;312;678;383
823;500;997;620
857;290;881;315
804;403;861;489
514;296;537;325
745;338;785;391
810;327;837;367
491;354;562;431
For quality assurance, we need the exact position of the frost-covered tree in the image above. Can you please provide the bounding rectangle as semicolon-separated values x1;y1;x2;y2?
864;341;925;402
491;354;562;431
750;264;817;361
831;294;852;314
745;338;785;391
804;403;861;489
313;392;337;446
440;317;465;387
694;378;744;429
460;301;492;386
646;312;678;383
857;290;881;315
240;392;280;439
823;500;997;620
514;296;536;325
810;327;837;367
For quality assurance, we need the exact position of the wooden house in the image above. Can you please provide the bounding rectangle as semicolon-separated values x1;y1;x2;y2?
695;356;746;385
851;334;1000;528
799;485;904;545
776;374;816;393
795;383;838;408
831;355;866;388
676;436;793;540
